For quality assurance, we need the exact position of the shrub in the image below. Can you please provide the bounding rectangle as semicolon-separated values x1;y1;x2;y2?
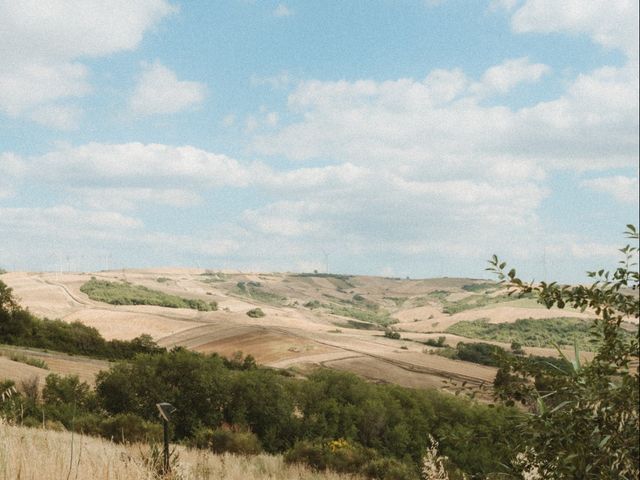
192;427;263;455
384;329;401;340
246;308;265;318
285;439;418;479
80;279;217;311
98;413;163;443
455;342;503;366
9;353;48;369
424;336;446;347
510;341;525;355
445;316;620;351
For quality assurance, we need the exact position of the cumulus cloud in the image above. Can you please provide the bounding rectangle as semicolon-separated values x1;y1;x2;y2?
511;0;639;58
0;62;90;116
23;142;257;188
581;176;639;204
0;0;175;126
253;58;637;173
129;61;207;116
471;56;550;96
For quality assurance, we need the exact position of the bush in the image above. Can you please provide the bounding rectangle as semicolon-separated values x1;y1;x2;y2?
304;300;322;309
285;439;418;479
9;353;48;369
454;342;504;367
384;329;401;340
80;279;217;311
424;336;446;347
98;413;163;443
246;308;265;318
192;427;263;454
445;316;622;351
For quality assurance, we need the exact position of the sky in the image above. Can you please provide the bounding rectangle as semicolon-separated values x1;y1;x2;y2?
0;0;638;282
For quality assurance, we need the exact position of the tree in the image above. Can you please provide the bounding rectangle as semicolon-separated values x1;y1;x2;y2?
488;225;639;479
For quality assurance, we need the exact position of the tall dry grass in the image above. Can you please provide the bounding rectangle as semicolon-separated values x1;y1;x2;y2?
0;420;363;480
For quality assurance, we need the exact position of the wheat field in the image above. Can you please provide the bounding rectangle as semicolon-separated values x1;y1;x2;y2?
0;421;362;480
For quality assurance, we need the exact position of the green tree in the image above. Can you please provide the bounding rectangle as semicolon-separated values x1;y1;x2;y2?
488;225;639;479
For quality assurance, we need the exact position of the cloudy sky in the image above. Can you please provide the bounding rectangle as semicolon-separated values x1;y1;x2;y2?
1;0;638;282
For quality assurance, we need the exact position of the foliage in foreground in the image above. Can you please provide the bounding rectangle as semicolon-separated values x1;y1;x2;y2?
80;278;217;311
488;225;639;479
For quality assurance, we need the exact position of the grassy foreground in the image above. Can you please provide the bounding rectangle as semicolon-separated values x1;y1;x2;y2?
0;420;362;480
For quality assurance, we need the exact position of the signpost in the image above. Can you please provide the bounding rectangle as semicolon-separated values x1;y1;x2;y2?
156;402;177;474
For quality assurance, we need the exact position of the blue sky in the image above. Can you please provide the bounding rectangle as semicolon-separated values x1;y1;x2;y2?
1;0;638;282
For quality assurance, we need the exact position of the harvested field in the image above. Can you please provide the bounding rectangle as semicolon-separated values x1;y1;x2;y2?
0;345;109;386
1;269;601;394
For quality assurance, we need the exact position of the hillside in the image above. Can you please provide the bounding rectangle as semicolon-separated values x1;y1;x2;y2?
0;269;598;394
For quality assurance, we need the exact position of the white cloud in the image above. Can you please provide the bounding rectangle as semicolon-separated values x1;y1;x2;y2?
129;61;207;116
273;4;293;17
24;142;257;188
0;0;176;61
29;104;83;130
581;176;639;204
0;152;25;199
0;0;176;126
0;205;142;233
0;62;90;116
254;58;637;173
471;57;550;96
511;0;639;58
71;187;202;210
243;203;320;237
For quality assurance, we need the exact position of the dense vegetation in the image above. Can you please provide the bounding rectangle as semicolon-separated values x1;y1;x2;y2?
445;316;627;350
0;280;164;360
487;225;639;478
431;341;572;375
4;350;516;479
433;341;505;367
80;278;217;311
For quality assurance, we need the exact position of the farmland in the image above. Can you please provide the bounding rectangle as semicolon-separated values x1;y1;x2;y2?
0;269;598;393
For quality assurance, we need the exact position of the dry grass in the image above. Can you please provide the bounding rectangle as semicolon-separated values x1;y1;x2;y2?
0;421;362;480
